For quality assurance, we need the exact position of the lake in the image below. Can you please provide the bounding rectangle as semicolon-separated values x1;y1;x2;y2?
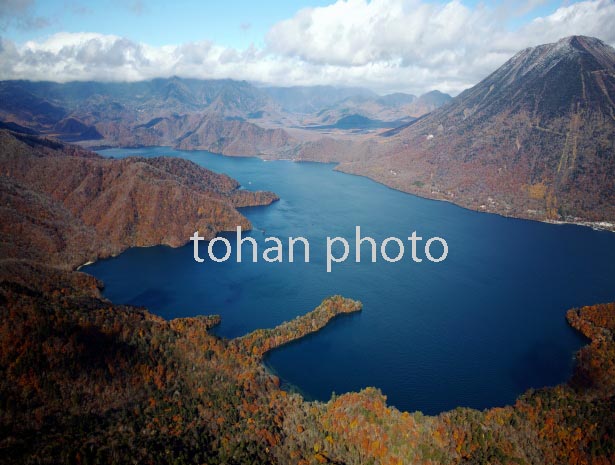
86;147;615;415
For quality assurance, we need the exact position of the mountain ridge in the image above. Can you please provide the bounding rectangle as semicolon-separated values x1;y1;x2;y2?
0;78;451;153
0;129;278;268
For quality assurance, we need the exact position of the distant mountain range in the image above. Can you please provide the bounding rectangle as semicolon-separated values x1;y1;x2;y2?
262;86;452;121
0;78;447;136
0;78;282;147
1;35;613;227
331;90;452;119
0;78;451;155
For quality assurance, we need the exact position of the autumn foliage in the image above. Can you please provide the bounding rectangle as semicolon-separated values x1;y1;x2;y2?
1;130;615;464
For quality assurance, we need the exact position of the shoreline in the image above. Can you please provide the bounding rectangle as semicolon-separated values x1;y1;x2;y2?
93;143;615;234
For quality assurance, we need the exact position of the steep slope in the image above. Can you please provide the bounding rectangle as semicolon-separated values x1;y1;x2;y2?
174;116;295;156
340;36;615;227
0;82;67;128
0;130;278;268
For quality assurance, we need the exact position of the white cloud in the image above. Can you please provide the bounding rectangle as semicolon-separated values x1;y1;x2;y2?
267;0;494;67
265;0;615;93
513;0;615;45
0;0;614;95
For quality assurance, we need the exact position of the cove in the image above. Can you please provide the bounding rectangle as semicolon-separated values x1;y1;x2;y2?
86;147;615;415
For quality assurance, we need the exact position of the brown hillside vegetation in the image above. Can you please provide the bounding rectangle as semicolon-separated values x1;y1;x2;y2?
0;130;277;269
1;261;615;464
0;131;614;464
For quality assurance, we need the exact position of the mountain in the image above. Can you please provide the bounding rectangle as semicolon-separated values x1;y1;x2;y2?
0;81;67;127
0;78;451;155
0;78;290;149
405;90;453;116
376;92;418;107
1;37;613;227
174;116;294;155
0;129;277;269
0;77;277;118
304;114;406;131
338;36;615;227
262;87;450;129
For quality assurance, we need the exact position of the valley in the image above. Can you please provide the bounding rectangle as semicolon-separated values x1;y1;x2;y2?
1;36;613;232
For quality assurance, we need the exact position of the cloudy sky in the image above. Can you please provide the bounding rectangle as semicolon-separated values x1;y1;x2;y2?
1;0;614;95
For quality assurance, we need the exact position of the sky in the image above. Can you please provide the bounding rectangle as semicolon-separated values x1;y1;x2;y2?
1;0;614;95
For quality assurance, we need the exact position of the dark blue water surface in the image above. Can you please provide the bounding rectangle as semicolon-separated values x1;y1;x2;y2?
86;147;615;415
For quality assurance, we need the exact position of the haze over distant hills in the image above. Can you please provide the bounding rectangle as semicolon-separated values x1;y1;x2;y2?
261;85;379;114
308;90;452;126
0;78;451;155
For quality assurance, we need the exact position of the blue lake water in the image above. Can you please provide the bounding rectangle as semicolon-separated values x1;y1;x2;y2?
86;147;615;415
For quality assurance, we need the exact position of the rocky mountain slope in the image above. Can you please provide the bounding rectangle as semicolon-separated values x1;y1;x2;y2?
337;36;615;227
174;116;294;155
0;130;277;269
